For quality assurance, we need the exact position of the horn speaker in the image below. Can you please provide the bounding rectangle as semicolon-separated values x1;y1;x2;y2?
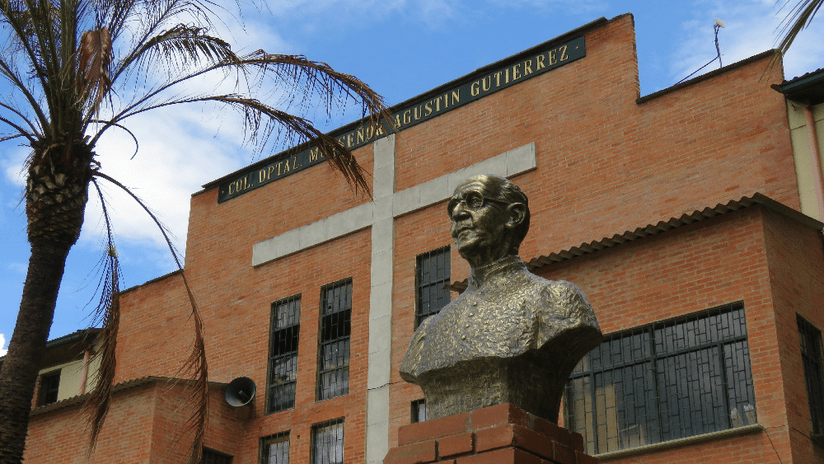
224;376;256;407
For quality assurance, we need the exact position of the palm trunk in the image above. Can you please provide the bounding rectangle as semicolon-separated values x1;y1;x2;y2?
0;242;71;463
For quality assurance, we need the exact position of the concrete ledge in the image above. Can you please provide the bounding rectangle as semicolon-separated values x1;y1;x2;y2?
596;424;764;461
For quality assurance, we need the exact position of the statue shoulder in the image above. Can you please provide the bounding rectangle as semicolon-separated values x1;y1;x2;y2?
533;277;599;331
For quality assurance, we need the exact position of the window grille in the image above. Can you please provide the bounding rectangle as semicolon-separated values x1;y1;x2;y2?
261;431;290;464
565;302;756;455
416;247;451;327
318;279;352;400
201;448;233;464
797;315;824;436
38;370;60;406
267;295;301;413
411;399;427;423
312;418;344;464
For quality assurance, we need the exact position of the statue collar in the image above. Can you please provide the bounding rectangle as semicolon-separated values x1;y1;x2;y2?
467;255;525;289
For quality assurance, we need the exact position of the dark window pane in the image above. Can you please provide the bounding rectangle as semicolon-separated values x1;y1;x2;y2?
202;448;233;464
416;247;451;326
318;280;352;400
798;315;824;435
268;296;300;414
38;371;60;406
411;399;427;423
261;432;289;464
312;419;344;464
566;302;754;455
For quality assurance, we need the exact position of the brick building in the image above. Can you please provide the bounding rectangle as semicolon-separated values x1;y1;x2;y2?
20;13;824;464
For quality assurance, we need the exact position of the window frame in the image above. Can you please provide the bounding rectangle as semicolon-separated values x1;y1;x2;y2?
266;295;302;414
311;418;344;464
317;279;352;401
260;431;290;464
415;246;451;327
565;302;757;455
38;370;61;406
201;447;233;464
797;314;824;437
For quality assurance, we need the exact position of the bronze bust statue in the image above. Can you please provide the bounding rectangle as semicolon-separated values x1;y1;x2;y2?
399;174;601;422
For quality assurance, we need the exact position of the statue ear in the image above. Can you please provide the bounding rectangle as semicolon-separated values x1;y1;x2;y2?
506;203;527;229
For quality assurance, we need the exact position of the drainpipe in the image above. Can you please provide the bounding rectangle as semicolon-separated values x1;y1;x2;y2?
803;106;824;222
78;349;90;395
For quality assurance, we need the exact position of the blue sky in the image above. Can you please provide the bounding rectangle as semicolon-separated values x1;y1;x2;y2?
1;0;822;353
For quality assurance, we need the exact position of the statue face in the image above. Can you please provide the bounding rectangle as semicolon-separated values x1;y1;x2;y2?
448;177;512;264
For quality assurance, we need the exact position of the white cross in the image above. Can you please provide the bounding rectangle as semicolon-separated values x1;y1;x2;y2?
252;138;536;463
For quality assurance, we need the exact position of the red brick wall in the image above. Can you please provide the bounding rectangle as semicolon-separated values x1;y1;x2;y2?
761;209;824;464
102;12;812;464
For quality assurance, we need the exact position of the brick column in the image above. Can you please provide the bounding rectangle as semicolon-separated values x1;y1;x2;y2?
384;403;597;464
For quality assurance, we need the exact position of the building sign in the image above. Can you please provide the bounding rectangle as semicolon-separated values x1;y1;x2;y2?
217;36;585;203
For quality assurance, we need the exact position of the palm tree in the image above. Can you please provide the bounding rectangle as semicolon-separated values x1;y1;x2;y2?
777;0;823;57
0;0;387;461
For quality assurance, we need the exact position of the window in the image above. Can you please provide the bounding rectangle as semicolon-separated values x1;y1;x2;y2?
797;315;824;436
415;247;451;327
38;370;60;406
261;431;290;464
565;302;756;455
318;279;352;400
312;419;344;464
201;448;232;464
267;296;301;413
411;399;427;423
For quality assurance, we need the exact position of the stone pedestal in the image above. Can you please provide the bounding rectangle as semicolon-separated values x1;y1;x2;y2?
384;403;597;464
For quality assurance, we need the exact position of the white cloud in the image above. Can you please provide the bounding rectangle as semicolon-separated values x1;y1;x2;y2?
0;333;7;356
671;0;824;84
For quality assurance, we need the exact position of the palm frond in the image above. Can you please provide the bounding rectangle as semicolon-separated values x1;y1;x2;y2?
777;0;823;55
76;27;113;114
91;171;208;462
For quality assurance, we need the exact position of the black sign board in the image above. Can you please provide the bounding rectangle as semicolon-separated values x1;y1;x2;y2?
217;36;585;203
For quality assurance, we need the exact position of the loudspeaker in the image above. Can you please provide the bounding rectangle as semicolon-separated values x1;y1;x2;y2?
224;377;256;407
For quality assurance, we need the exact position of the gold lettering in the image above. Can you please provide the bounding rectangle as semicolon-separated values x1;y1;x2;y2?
309;148;320;162
424;101;433;117
536;54;546;70
560;45;569;61
482;76;491;92
292;156;301;170
471;81;480;97
394;114;402;129
357;128;365;144
435;95;442;111
228;182;236;195
414;105;422;120
282;161;290;173
259;169;267;183
276;161;283;176
403;109;412;125
376;123;386;137
523;59;533;75
505;68;510;84
512;63;521;80
451;90;460;105
346;133;354;148
549;50;557;65
243;176;251;190
494;71;503;87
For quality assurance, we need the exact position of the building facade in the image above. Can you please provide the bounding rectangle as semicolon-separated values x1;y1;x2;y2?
21;14;824;464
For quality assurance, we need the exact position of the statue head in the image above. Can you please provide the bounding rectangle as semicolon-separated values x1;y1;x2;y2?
447;174;530;267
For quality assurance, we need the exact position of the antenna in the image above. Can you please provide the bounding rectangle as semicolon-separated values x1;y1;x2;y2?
714;18;725;68
676;18;726;85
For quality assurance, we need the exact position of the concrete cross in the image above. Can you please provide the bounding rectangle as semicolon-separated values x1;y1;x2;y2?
252;138;537;463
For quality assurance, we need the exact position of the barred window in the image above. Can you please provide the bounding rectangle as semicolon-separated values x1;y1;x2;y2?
411;399;427;423
38;370;60;406
201;448;232;464
261;431;290;464
267;296;301;413
416;247;451;327
318;279;352;400
797;315;824;436
312;418;344;464
565;302;756;455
